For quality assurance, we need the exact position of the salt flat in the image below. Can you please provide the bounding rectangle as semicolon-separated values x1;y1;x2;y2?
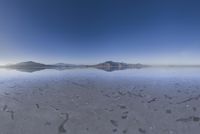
0;68;200;134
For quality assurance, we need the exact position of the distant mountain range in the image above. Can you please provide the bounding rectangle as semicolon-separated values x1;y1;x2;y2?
91;61;148;71
1;61;148;72
6;61;51;68
1;61;200;73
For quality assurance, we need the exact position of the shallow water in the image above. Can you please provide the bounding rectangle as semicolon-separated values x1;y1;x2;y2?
0;68;200;134
1;67;200;81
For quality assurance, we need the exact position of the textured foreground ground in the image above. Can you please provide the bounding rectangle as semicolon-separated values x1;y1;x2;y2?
0;69;200;134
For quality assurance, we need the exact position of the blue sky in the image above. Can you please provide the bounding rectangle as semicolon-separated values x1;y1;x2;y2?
0;0;200;65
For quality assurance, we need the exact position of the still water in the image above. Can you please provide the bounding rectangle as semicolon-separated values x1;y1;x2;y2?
1;67;200;79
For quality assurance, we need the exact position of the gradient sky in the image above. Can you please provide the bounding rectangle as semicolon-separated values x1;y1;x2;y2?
0;0;200;65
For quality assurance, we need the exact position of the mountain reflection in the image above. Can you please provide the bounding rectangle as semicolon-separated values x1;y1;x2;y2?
3;67;142;73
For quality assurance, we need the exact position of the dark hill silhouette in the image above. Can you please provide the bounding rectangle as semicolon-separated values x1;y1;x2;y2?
6;61;51;68
93;61;148;71
2;61;148;72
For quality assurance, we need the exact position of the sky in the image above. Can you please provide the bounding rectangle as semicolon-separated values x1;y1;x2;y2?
0;0;200;65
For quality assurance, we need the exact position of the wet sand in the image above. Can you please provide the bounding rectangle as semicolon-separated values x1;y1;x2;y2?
0;68;200;134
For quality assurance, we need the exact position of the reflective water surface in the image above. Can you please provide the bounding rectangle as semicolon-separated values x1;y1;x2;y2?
1;67;200;78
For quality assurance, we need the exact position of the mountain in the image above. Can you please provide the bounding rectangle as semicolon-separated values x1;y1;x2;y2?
95;61;128;67
6;61;51;68
2;61;148;72
54;63;81;67
93;61;148;71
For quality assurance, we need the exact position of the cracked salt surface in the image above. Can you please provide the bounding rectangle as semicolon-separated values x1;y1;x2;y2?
0;68;200;134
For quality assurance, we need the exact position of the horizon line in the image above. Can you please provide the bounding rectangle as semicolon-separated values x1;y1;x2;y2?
1;60;200;67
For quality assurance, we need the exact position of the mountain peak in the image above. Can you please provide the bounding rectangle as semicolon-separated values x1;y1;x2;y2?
7;61;48;68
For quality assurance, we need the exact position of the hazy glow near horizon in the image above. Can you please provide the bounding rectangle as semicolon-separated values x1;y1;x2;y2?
0;0;200;65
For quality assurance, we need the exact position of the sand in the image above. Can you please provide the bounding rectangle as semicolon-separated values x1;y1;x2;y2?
0;68;200;134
